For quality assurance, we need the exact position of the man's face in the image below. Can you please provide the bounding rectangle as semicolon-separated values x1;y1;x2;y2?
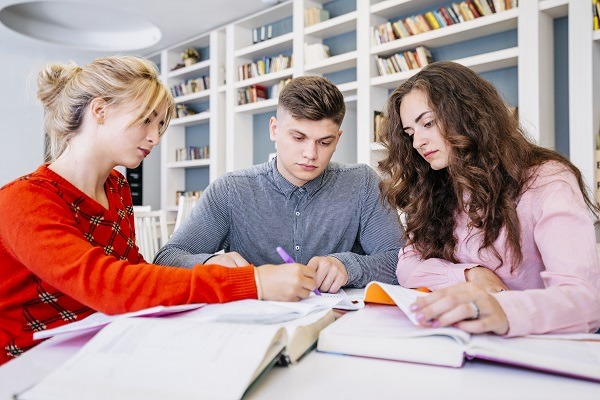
269;110;342;187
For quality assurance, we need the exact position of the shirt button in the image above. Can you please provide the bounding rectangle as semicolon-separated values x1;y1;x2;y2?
295;211;300;216
295;245;300;251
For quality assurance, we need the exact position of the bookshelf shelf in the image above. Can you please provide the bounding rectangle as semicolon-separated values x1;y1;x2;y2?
236;0;293;29
371;47;518;89
173;89;210;105
370;0;442;19
170;111;211;127
304;11;357;39
539;0;568;18
234;32;294;59
167;159;211;169
337;80;358;98
304;50;357;75
594;30;600;42
371;9;519;57
234;98;278;115
167;59;211;79
234;67;294;88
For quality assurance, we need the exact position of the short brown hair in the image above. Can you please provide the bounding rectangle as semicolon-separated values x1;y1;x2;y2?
277;76;345;126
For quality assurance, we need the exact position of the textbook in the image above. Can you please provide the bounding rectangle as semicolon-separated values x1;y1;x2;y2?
318;282;600;382
18;309;336;400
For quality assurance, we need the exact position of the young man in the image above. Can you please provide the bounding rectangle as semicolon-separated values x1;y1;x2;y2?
154;76;403;292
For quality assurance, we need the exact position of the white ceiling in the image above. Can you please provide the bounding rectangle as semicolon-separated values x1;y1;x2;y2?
0;0;278;56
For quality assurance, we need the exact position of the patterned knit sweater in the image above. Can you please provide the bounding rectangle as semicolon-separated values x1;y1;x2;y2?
0;165;257;365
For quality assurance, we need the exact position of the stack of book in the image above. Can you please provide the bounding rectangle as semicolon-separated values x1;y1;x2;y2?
372;1;517;45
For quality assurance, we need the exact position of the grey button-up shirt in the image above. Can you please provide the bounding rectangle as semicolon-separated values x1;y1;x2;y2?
154;159;403;287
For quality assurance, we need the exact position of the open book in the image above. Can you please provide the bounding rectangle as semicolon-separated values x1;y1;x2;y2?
318;282;600;382
18;308;336;400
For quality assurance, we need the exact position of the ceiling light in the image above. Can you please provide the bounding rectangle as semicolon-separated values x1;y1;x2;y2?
0;1;161;51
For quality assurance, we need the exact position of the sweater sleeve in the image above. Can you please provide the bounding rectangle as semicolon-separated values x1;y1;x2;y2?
154;176;231;267
396;245;480;290
0;181;257;315
493;170;600;336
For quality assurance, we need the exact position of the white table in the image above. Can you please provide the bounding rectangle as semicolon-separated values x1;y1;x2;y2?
0;328;598;400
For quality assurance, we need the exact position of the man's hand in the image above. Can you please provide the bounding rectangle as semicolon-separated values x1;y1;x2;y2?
307;256;348;293
205;251;249;268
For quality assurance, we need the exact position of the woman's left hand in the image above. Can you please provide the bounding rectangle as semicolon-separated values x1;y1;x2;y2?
410;282;509;335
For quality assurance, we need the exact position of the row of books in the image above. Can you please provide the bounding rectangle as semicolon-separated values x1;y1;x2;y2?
252;24;273;44
238;54;292;81
375;46;433;77
237;78;292;106
175;190;203;205
372;0;517;45
170;76;210;98
304;6;330;27
238;84;268;105
175;145;210;162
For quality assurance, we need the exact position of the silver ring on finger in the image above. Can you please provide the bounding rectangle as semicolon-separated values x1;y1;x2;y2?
469;301;480;320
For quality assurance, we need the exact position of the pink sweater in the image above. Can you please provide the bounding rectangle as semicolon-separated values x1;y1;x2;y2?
397;162;600;336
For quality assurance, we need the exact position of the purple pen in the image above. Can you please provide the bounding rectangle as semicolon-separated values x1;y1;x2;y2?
276;246;321;295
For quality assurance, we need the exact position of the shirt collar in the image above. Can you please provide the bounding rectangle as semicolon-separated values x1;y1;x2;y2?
269;157;328;199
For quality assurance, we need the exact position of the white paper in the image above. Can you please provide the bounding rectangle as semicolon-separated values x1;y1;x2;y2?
33;303;206;340
20;318;285;400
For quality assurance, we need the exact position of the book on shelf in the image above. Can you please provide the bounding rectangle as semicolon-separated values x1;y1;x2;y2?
374;111;384;143
238;84;268;105
176;190;203;205
305;5;330;27
317;282;600;383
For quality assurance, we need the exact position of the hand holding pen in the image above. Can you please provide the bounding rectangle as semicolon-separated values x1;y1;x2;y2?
276;247;321;295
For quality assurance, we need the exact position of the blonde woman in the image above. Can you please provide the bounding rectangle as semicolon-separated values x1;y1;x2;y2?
0;56;316;365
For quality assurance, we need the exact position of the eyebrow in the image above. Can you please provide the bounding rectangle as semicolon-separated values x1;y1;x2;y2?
402;111;432;131
288;129;337;141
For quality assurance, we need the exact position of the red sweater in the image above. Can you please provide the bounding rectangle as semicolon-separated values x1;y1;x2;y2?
0;165;257;365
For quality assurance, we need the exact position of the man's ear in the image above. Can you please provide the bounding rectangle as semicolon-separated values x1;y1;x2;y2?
338;129;343;139
89;98;107;124
269;116;278;141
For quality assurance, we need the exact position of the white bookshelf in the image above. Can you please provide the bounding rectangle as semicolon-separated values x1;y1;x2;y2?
148;0;598;211
569;1;600;194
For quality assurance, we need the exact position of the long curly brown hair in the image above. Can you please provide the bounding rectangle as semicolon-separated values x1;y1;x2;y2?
379;61;598;269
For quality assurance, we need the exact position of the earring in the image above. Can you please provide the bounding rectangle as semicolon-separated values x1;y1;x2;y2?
97;118;104;125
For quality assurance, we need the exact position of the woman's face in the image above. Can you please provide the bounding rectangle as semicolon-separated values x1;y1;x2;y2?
399;89;451;170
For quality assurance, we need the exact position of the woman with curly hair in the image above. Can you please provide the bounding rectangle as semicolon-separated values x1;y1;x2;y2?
379;61;600;336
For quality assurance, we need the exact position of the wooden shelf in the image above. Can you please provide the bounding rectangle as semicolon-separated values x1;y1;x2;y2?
304;51;357;75
170;111;211;127
304;11;357;39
